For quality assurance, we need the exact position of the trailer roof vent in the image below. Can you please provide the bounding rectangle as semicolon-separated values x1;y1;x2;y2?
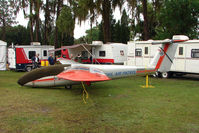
31;42;41;45
172;35;189;42
92;41;103;45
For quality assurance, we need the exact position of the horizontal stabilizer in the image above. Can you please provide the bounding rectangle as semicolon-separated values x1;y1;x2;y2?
57;66;110;82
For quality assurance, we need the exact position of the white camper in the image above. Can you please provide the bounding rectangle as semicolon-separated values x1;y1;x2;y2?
0;40;7;71
126;36;199;78
8;42;54;71
60;41;127;64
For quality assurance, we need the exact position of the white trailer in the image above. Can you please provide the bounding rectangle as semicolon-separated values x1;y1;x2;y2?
8;42;54;71
60;41;127;64
126;37;199;78
0;40;7;71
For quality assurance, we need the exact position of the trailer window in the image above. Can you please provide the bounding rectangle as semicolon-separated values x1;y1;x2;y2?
120;50;124;56
99;51;106;57
135;49;142;56
179;47;183;55
145;47;148;55
43;50;47;56
191;49;199;58
29;51;36;59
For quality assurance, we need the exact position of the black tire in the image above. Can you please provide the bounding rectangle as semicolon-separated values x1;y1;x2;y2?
26;66;32;72
161;72;170;78
65;85;72;89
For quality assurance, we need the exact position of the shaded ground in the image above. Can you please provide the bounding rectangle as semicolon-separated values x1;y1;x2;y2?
0;71;199;133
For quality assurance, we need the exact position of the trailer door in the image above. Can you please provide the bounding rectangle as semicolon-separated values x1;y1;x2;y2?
143;45;150;66
8;48;16;69
135;48;143;66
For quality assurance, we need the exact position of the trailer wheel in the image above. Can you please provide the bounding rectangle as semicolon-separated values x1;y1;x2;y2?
65;85;72;89
161;72;170;78
26;66;32;72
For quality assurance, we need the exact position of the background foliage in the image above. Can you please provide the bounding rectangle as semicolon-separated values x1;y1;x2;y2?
0;0;198;47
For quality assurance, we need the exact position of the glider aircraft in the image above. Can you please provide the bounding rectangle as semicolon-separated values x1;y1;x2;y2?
18;35;189;89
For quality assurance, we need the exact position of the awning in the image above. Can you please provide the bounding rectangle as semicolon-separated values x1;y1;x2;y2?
48;43;102;52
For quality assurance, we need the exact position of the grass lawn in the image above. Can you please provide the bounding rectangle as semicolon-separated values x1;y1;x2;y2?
0;71;199;133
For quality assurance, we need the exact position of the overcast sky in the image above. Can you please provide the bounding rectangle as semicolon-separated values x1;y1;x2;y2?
16;7;123;39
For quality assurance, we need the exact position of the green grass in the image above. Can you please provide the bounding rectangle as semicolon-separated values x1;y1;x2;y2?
0;71;199;133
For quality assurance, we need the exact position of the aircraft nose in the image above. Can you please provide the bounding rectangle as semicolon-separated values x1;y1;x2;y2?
24;82;34;87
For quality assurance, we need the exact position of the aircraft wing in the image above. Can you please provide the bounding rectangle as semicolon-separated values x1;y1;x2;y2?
57;66;110;82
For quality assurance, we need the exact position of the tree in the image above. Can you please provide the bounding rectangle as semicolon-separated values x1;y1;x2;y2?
0;25;30;46
21;0;35;42
0;0;17;41
141;0;149;40
54;0;63;48
33;0;42;42
99;0;124;43
120;9;130;43
73;0;124;43
156;0;199;39
85;26;100;43
44;0;50;45
43;0;56;45
56;6;75;45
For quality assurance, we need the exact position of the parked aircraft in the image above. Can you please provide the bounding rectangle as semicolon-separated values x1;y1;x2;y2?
18;35;189;89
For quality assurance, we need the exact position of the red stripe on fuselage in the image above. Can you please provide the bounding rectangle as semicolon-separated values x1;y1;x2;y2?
33;78;55;83
155;43;170;70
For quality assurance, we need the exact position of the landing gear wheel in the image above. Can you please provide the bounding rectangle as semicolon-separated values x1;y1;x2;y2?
65;85;72;89
161;72;170;78
26;66;32;72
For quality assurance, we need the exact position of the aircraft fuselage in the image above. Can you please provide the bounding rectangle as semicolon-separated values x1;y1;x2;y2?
24;64;155;87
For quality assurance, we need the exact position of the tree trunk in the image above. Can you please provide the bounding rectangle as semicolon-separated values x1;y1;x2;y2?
90;19;93;42
2;18;6;41
29;0;34;42
142;0;149;40
44;0;49;45
54;0;62;49
102;0;111;43
34;0;41;42
35;15;39;42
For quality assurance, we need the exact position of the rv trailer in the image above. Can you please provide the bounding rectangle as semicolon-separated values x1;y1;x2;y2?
0;40;7;71
8;42;54;71
60;41;127;64
126;36;199;78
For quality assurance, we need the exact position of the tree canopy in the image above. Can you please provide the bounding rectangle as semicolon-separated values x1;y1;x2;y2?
0;0;198;47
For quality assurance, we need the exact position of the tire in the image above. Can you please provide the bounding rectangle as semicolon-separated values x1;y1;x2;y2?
26;66;32;72
161;72;170;78
160;72;173;78
65;85;72;89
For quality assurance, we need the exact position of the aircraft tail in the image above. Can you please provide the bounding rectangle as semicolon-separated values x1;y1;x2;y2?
149;35;189;72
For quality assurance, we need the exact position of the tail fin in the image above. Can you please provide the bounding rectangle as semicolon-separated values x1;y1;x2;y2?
149;35;189;72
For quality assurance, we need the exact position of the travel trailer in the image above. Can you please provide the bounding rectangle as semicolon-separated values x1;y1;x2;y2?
8;42;54;71
59;41;127;64
0;40;7;71
126;36;199;78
